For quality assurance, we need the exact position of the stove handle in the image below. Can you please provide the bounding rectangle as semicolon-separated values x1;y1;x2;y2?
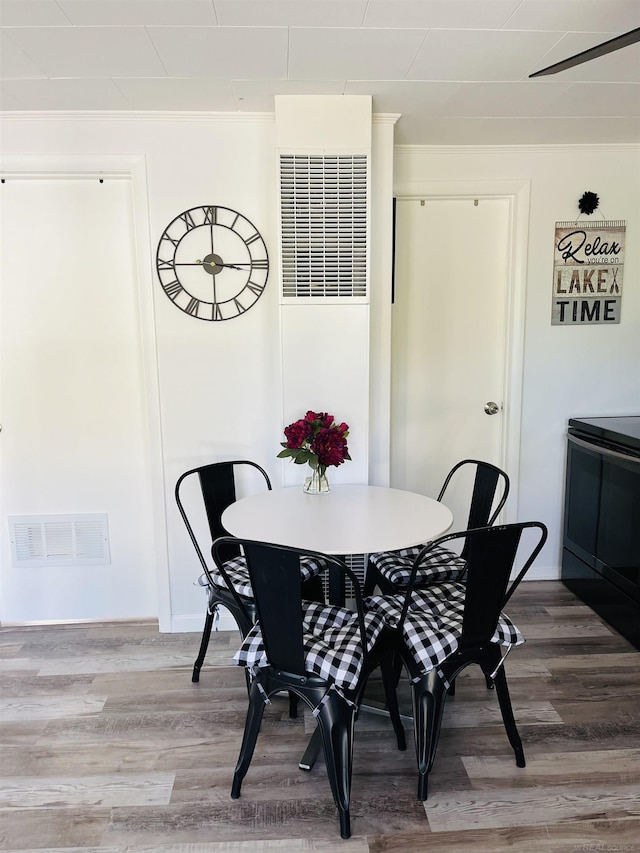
568;433;640;465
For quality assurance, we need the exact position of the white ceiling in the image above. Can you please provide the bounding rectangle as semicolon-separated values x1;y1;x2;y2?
1;0;639;145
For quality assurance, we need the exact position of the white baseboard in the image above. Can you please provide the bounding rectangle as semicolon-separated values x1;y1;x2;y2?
522;566;561;581
170;607;237;633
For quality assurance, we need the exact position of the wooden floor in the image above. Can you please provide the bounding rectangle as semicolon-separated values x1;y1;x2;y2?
1;581;640;852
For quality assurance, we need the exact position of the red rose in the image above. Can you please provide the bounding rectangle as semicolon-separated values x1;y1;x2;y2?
311;427;350;468
284;419;312;449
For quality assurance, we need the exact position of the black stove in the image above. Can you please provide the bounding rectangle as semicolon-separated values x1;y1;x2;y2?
568;415;640;455
562;415;640;650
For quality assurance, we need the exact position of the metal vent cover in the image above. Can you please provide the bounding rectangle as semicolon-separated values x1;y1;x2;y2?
320;553;367;601
279;154;369;300
9;514;111;567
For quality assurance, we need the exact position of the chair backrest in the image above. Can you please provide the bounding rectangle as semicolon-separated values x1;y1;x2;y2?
175;461;271;577
437;459;510;559
400;521;547;647
212;536;367;680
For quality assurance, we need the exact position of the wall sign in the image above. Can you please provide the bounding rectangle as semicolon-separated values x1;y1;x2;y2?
551;220;625;325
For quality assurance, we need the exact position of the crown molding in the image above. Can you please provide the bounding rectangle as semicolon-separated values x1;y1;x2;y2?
395;142;640;154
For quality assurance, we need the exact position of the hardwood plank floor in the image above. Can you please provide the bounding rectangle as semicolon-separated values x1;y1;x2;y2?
1;581;639;852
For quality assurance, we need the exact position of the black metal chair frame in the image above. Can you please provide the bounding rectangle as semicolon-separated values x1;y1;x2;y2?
391;521;547;801
175;460;270;682
213;535;407;839
363;458;511;596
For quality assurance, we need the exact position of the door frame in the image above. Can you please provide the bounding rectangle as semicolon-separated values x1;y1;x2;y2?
0;153;171;630
392;179;531;522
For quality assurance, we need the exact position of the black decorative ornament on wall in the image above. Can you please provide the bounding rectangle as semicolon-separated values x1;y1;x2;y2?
156;205;269;320
578;191;600;216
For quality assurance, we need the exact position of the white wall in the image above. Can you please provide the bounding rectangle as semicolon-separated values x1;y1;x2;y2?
1;113;638;628
394;144;640;575
1;114;284;629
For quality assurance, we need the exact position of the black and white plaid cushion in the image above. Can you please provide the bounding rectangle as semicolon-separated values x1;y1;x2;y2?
365;581;523;677
207;554;325;599
233;601;386;693
369;544;467;588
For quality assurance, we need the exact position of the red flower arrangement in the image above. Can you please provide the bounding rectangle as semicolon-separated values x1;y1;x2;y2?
277;410;351;477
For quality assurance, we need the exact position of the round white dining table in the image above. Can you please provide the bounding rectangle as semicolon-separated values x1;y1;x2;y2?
223;483;452;770
221;483;453;555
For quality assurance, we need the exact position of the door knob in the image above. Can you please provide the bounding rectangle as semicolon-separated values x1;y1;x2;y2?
484;401;499;415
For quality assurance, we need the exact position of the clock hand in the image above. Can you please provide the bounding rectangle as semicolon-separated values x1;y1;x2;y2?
173;261;249;269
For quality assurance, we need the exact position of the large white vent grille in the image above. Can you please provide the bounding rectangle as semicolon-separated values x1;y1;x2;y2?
280;154;369;300
320;553;367;602
9;514;111;567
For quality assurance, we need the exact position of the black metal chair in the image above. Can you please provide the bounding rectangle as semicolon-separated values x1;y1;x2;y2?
363;459;510;596
213;536;407;839
175;460;324;683
366;521;547;800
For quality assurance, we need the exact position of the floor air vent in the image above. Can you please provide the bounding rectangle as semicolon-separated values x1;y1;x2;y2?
279;154;369;300
9;514;111;567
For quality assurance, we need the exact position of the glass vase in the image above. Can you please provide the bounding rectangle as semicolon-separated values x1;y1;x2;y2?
303;467;330;495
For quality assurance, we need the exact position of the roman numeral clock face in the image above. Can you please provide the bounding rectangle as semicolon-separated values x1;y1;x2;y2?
156;205;269;320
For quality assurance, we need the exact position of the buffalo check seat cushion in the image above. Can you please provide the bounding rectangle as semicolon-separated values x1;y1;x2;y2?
365;581;524;677
233;600;387;693
368;544;467;588
205;554;325;599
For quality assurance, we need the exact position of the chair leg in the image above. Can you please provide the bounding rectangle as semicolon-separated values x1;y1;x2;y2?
316;694;356;839
289;692;299;718
231;677;268;799
411;672;448;801
491;665;526;768
379;650;406;751
192;606;216;682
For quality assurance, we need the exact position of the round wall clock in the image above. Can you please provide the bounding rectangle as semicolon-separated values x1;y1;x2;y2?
155;205;269;321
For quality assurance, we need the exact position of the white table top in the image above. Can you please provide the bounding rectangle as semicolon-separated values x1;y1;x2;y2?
221;484;453;555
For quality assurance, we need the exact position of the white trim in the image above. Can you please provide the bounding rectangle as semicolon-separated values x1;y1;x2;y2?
172;608;237;634
0;153;171;631
394;143;639;154
392;178;531;523
523;567;561;581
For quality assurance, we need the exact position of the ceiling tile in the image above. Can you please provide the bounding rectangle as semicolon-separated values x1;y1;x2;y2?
345;79;460;113
215;0;368;27
407;29;564;81
232;78;345;111
0;84;20;108
0;1;70;26
114;77;238;110
570;115;640;142
472;116;588;143
393;115;487;145
545;82;640;116
363;0;522;29
0;76;131;109
434;81;573;117
58;0;218;26
6;26;167;77
505;0;640;33
0;30;47;77
147;26;288;77
289;27;427;79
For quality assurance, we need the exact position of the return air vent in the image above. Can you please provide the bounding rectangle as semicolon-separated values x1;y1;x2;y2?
319;553;367;601
9;514;111;567
279;154;369;300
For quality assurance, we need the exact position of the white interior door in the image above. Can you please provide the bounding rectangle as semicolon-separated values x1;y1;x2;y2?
0;177;157;622
391;196;510;529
